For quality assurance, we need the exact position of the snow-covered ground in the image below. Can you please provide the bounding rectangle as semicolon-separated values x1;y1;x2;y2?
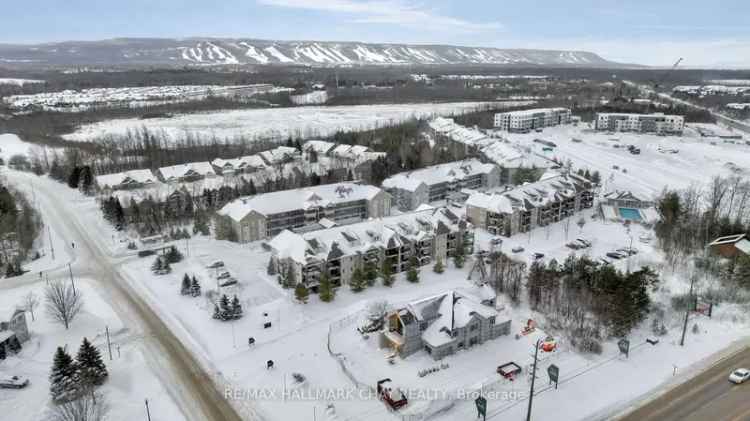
0;78;44;86
500;123;749;198
0;279;185;421
62;101;532;143
0;133;60;163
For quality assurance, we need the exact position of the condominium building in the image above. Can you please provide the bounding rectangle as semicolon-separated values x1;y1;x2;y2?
218;182;391;243
382;159;500;211
94;169;159;191
494;108;571;132
157;162;216;183
382;285;511;360
268;207;473;290
595;113;684;134
466;172;594;236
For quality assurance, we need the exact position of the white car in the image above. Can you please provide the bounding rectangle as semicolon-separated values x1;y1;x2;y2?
729;368;750;384
0;375;29;389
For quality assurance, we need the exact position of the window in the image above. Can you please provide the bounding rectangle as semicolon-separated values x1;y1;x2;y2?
470;324;478;332
489;317;495;326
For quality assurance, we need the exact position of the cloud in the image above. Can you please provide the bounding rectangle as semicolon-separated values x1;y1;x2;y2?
256;0;501;32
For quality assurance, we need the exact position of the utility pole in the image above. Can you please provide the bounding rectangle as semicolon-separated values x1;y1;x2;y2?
680;276;697;346
145;399;152;421
526;338;542;421
105;326;113;361
48;226;55;260
68;262;76;296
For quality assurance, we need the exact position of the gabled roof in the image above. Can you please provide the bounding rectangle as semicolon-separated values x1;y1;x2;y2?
467;172;590;214
382;159;495;192
709;234;747;247
95;169;157;189
159;162;215;180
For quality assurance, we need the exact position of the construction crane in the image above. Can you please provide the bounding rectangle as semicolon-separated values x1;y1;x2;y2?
653;58;683;90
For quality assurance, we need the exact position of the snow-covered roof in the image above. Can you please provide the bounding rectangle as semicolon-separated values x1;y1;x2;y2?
211;155;267;171
303;140;337;155
95;169;158;189
0;331;15;343
709;234;747;246
496;107;570;118
219;182;384;221
604;190;650;203
259;146;299;165
269;207;467;264
158;161;215;181
735;239;750;255
382;159;495;192
467;172;590;213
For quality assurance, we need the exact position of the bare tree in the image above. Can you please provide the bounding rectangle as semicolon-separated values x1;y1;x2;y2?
23;291;40;322
45;281;83;330
50;392;109;421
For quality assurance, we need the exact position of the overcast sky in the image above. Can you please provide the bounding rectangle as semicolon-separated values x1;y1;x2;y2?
2;0;749;67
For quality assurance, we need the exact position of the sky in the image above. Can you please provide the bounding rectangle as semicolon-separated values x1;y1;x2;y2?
1;0;749;67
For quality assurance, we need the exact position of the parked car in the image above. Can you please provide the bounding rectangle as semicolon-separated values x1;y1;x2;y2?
533;252;545;260
377;378;408;410
729;368;750;384
511;246;525;253
566;242;583;250
207;260;225;269
137;250;156;258
616;248;638;256
219;278;238;287
216;271;232;280
606;252;625;259
490;237;503;247
0;375;29;389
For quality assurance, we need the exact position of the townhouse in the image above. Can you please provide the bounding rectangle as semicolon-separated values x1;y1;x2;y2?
94;169;159;191
494;108;571;132
267;207;473;290
595;113;684;134
466;172;594;236
218;182;391;243
157;161;216;183
382;159;500;211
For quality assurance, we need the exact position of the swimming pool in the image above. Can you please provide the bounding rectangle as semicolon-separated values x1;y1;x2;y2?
619;207;642;221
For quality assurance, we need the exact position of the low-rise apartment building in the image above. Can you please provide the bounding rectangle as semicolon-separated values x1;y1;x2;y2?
94;169;159;191
382;160;500;211
494;108;571;132
268;207;473;290
157;162;216;183
382;285;511;360
218;182;391;243
595;113;684;134
466;172;594;236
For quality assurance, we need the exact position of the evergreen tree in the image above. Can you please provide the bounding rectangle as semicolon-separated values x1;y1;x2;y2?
350;268;367;292
295;283;310;303
50;346;78;403
267;258;277;276
212;304;222;320
282;264;296;289
231;295;243;319
406;256;420;283
67;166;81;189
190;276;201;297
75;337;108;388
318;272;335;302
364;265;378;286
433;257;444;274
150;257;163;274
165;245;183;263
219;294;232;321
180;273;191;295
453;243;465;269
380;260;394;287
591;170;601;184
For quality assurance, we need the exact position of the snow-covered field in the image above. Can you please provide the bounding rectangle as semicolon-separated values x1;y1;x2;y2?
0;279;185;421
3;84;277;112
0;78;44;86
501;123;749;198
0;133;60;163
62;102;532;143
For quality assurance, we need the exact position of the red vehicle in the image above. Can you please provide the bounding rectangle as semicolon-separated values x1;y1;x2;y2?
497;362;522;380
377;378;408;410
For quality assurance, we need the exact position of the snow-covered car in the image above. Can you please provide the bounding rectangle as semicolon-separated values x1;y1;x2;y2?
0;375;29;389
616;248;638;256
490;237;503;247
511;246;525;253
576;238;592;247
206;260;225;269
606;252;625;259
729;368;750;384
216;271;232;280
219;278;238;287
532;252;545;260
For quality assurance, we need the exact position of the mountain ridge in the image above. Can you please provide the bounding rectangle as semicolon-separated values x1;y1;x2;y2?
0;37;638;68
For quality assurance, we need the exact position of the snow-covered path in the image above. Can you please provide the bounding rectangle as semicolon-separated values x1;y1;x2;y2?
0;169;246;421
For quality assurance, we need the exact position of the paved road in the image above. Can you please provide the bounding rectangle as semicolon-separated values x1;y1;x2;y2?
2;170;246;421
618;346;750;421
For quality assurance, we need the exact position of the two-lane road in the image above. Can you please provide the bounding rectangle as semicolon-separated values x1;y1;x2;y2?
619;346;750;421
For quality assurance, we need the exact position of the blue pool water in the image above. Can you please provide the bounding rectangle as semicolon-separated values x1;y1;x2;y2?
619;207;642;221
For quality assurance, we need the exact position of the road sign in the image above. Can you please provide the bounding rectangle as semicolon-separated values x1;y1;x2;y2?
475;396;487;420
618;338;630;358
548;364;560;389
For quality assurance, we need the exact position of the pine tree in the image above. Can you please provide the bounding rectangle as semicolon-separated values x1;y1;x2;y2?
364;265;378;286
180;274;191;295
151;257;163;274
165;245;183;263
282;264;296;289
407;256;420;283
190;276;201;297
50;346;78;403
212;304;222;320
433;257;444;274
295;283;310;303
350;268;366;292
318;272;335;302
219;294;232;321
75;337;108;388
453;244;465;269
267;258;277;276
231;295;243;319
380;260;394;287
